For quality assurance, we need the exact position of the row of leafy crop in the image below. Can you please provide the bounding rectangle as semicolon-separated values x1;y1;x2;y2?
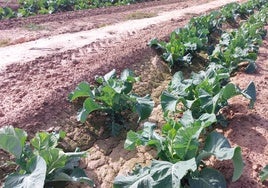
0;0;146;19
66;0;267;186
113;1;268;187
0;127;93;187
0;68;155;187
149;0;267;71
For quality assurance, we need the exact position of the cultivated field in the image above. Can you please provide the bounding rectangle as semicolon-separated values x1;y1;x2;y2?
0;0;267;187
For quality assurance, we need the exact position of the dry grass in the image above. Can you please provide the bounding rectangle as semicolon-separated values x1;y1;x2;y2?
23;23;47;31
126;11;157;20
0;38;10;47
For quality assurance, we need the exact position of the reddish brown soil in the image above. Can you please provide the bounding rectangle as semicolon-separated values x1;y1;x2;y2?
0;0;195;46
0;0;267;187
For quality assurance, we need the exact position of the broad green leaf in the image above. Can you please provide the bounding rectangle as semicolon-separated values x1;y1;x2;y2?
50;168;94;186
77;108;90;123
198;113;217;128
59;130;66;139
62;151;87;171
68;82;93;101
39;148;67;175
189;168;226;188
180;110;194;126
135;95;154;122
107;79;126;94
124;130;142;150
31;132;59;151
245;61;257;74
124;122;162;150
114;159;197;188
197;90;214;114
260;165;268;182
97;85;117;107
104;69;116;82
122;82;133;95
120;69;138;83
4;156;46;188
148;38;160;47
241;81;256;108
170;71;184;85
114;165;152;188
232;147;244;182
169;72;189;97
77;98;103;123
197;132;244;181
0;126;27;159
150;158;197;187
161;91;178;112
173;125;203;160
221;83;239;100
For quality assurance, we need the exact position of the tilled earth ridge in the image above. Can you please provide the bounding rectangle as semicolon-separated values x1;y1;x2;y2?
0;0;239;70
0;0;267;187
0;0;210;46
204;33;268;188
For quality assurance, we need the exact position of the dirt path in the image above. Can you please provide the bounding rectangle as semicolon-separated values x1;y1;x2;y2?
0;0;201;46
0;0;238;71
0;0;267;187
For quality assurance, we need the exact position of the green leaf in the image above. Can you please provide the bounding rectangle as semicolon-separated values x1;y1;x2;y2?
197;132;244;182
232;147;244;182
0;126;27;159
168;72;189;97
77;98;103;123
161;91;179;112
59;130;66;139
151;158;197;187
68;82;93;101
148;38;160;47
120;69;138;83
245;61;257;74
124;122;162;150
189;168;226;188
114;165;152;188
173;125;203;160
113;159;197;188
4;156;47;188
260;165;268;182
198;113;217;128
135;95;154;122
97;85;118;107
50;168;94;186
39;148;67;175
124;130;142;150
104;69;116;82
180;110;194;126
221;83;239;100
31;132;59;151
77;108;90;123
241;81;256;108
